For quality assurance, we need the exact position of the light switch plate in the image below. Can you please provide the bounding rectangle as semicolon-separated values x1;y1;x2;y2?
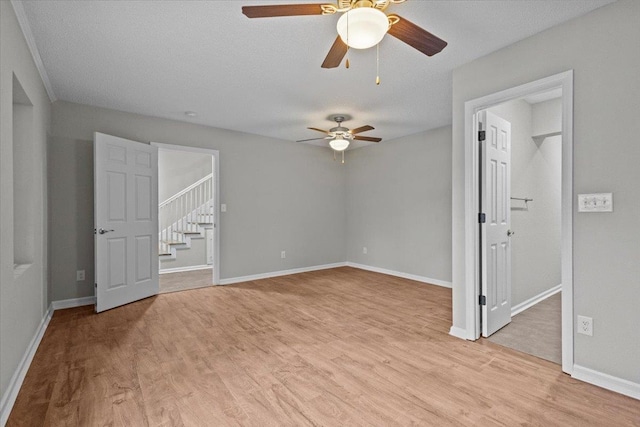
221;204;227;212
578;193;613;212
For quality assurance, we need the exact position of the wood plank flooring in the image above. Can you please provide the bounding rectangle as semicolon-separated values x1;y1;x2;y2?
8;267;640;426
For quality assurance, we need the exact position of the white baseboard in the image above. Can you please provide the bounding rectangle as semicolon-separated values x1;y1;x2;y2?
219;262;347;285
511;284;562;317
572;364;640;401
159;264;211;275
449;326;472;340
51;296;96;310
0;305;53;427
346;262;452;289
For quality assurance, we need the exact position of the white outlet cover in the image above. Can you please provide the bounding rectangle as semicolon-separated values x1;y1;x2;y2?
577;315;593;336
578;193;613;212
221;204;227;212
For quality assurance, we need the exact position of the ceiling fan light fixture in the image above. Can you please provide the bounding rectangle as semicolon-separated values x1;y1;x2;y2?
329;136;350;151
337;7;389;49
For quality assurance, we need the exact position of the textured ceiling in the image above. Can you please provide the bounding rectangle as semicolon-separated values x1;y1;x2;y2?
21;0;614;149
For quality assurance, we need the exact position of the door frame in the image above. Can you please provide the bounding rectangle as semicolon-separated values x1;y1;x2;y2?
462;70;574;374
151;142;220;286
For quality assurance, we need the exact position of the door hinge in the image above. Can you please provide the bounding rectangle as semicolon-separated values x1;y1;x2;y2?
478;213;486;223
478;130;486;142
479;295;486;306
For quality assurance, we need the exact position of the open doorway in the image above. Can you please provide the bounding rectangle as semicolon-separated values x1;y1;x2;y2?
461;70;574;374
151;142;220;293
480;91;563;364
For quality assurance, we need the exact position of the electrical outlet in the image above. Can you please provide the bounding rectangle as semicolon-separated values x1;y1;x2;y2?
577;315;593;336
76;270;85;281
363;247;368;254
281;251;286;259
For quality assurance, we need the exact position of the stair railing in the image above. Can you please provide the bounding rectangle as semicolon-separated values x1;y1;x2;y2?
159;174;213;245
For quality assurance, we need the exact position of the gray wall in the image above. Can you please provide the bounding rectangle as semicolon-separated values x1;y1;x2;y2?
346;127;452;283
158;149;211;203
488;99;561;307
452;0;640;383
0;1;51;405
49;101;347;301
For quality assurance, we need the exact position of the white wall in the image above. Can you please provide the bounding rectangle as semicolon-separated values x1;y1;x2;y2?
346;127;452;284
488;99;561;306
0;0;51;408
452;0;640;384
49;101;347;300
158;149;211;203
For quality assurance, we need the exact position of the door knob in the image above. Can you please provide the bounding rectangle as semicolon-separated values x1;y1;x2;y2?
98;228;114;234
507;230;515;237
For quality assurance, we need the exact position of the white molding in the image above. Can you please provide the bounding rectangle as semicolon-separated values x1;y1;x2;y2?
346;262;452;288
10;0;56;102
159;264;211;275
511;284;562;317
51;296;95;310
449;326;473;341
462;70;574;374
572;365;640;401
0;305;53;426
219;263;347;285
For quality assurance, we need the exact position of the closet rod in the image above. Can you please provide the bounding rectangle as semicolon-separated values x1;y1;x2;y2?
511;197;533;203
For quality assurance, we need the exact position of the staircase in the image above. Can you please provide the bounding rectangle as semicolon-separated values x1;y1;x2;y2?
159;174;214;262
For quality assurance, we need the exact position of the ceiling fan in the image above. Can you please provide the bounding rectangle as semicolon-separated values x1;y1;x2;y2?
242;0;447;69
297;114;381;160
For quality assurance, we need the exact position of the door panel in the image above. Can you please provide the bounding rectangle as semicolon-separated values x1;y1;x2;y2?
95;132;158;312
481;110;512;337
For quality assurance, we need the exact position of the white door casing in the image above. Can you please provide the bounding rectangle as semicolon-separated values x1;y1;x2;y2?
94;132;159;312
480;110;512;337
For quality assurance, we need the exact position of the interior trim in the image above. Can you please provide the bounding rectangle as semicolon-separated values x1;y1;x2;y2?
9;0;56;102
572;365;640;401
0;305;53;426
346;262;452;289
511;284;562;317
460;70;574;375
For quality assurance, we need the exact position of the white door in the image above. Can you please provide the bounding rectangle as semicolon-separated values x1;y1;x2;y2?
94;132;159;312
480;110;512;336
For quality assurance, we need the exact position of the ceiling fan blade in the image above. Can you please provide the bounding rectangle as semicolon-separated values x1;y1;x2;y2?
387;15;447;57
307;127;329;134
242;4;327;18
350;125;375;135
321;36;348;69
296;137;328;142
354;136;382;143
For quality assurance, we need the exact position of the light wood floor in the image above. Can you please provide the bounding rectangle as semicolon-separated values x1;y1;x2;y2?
8;267;640;426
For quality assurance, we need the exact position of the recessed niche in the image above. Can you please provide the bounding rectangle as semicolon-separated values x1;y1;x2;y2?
13;73;35;271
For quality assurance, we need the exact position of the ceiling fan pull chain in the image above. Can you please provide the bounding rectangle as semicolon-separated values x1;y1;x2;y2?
342;151;345;164
333;150;337;161
376;43;381;85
